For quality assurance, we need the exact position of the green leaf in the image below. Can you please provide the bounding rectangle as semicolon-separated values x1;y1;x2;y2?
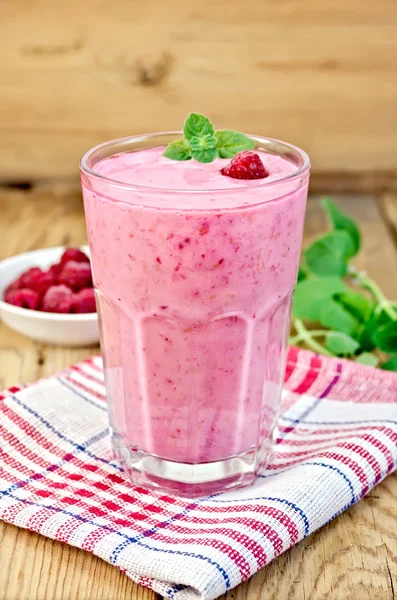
375;307;395;328
305;230;354;277
297;266;308;282
333;291;374;322
215;130;254;158
357;307;393;352
163;140;192;161
358;311;378;351
325;331;360;356
165;113;253;163
373;321;397;353
322;197;361;256
293;277;347;321
183;113;215;141
188;133;218;163
381;355;397;371
190;147;218;163
319;300;360;336
188;134;216;152
188;133;214;150
355;352;379;367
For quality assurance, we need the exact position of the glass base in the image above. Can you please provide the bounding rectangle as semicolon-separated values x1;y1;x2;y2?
112;433;272;497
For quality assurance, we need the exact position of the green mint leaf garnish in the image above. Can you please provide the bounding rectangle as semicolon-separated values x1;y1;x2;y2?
163;140;192;161
325;331;360;356
215;130;254;158
322;197;361;256
164;112;254;163
183;113;215;141
190;147;218;164
189;133;217;163
188;134;216;152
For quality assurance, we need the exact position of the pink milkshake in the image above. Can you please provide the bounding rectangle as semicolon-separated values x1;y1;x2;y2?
81;132;310;495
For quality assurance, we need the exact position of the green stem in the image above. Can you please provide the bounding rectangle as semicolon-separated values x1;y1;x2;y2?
290;319;334;357
351;269;397;320
289;329;329;345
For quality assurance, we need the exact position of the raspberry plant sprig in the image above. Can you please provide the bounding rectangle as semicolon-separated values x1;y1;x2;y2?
290;198;397;370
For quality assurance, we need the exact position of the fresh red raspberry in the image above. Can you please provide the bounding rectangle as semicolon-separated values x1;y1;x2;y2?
40;285;74;313
4;280;20;295
221;151;269;180
60;248;90;266
14;267;55;296
29;270;55;296
5;288;39;310
74;288;97;313
48;262;63;282
18;267;43;289
59;260;92;292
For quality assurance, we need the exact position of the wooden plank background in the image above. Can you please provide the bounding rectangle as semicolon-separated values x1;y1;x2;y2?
1;0;397;186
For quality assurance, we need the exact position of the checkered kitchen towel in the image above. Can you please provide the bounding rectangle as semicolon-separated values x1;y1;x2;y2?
0;348;396;600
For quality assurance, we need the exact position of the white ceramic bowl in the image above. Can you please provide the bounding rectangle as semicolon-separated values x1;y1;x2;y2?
0;246;99;346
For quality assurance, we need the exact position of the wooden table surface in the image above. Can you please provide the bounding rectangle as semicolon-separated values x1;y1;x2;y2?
0;187;396;600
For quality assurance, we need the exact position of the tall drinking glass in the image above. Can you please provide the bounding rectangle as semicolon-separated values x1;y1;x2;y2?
80;133;310;496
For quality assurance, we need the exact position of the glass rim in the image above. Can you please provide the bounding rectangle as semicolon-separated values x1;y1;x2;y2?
80;131;310;195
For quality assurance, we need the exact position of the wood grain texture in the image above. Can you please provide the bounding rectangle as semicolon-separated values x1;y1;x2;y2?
1;0;397;181
0;188;396;599
379;193;397;247
310;171;397;196
0;523;145;600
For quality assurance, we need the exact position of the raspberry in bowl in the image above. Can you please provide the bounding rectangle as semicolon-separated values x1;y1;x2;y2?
0;246;99;346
